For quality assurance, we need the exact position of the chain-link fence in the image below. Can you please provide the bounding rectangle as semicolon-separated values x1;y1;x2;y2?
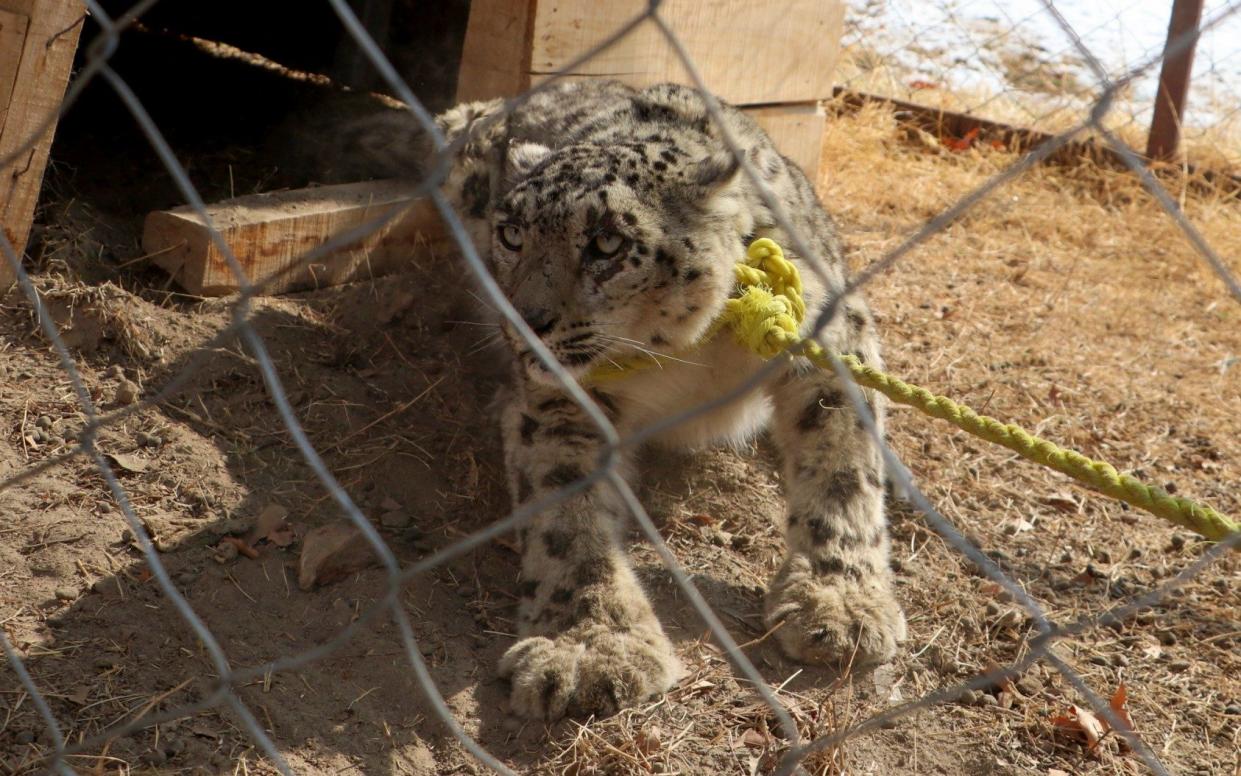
838;0;1241;170
1;0;1239;774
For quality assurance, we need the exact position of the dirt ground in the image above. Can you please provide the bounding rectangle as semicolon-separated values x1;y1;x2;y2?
2;66;1239;776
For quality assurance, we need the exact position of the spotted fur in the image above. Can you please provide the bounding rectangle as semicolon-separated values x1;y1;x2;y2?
425;81;905;720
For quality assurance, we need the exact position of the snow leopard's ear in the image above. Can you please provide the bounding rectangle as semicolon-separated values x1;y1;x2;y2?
506;141;551;180
691;151;742;191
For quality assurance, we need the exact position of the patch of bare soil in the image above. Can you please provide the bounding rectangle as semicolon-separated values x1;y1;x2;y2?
1;103;1237;775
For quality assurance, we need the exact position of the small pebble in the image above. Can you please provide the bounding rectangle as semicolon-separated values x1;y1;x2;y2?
213;541;238;563
1158;630;1178;646
61;427;77;442
54;586;77;601
105;364;125;379
976;692;998;707
380;510;411;530
93;657;117;671
14;730;34;745
1170;534;1187;550
1089;655;1110;667
35;415;53;429
1112;654;1129;667
1224;703;1241;716
140;748;167;766
1168;660;1191;672
138;431;162;447
960;689;981;705
91;578;112;594
114;379;140;405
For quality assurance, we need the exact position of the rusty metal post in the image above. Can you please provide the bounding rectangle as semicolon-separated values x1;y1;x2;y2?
1146;0;1205;161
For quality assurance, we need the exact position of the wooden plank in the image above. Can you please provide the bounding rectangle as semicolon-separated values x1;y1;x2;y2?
456;0;536;103
457;0;844;107
0;9;29;130
142;180;450;297
0;0;84;289
528;0;842;106
745;102;825;176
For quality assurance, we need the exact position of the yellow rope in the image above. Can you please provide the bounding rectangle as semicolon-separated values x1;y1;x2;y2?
586;238;1239;544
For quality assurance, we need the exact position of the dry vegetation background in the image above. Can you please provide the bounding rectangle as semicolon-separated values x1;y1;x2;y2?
1;9;1240;776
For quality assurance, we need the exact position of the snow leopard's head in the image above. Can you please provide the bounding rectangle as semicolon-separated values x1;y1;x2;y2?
491;140;753;385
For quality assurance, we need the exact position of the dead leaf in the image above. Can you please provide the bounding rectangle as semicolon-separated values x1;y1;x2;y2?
1052;704;1106;753
1043;492;1080;513
1108;683;1135;734
634;724;662;755
983;661;1017;695
872;663;904;703
942;126;981;152
741;728;769;750
220;535;260;560
687;513;715;527
298;521;380;590
104;452;148;474
248;504;296;548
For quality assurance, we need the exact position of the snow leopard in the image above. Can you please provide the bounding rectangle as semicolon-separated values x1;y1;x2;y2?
416;80;905;720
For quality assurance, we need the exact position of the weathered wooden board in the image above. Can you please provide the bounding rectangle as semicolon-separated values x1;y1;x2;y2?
458;0;844;107
747;102;825;178
143;180;449;297
456;0;838;175
455;0;536;105
0;0;84;289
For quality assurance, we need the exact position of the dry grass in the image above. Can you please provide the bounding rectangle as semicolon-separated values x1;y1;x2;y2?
1;100;1238;775
835;40;1241;173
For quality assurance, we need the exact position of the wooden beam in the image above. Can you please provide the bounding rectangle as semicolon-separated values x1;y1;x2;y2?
142;180;449;297
1147;0;1205;161
456;1;840;176
456;0;536;104
746;102;825;177
0;0;84;289
459;0;843;107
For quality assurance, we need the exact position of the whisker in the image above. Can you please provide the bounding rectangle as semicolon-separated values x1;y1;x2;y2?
466;289;499;313
597;335;708;369
447;320;500;328
465;333;503;356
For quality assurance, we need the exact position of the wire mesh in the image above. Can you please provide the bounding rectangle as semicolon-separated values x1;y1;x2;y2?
1;0;1239;774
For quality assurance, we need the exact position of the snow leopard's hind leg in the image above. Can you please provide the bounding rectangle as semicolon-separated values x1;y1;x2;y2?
764;318;906;669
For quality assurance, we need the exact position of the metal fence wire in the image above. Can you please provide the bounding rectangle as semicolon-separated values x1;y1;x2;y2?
1;0;1240;774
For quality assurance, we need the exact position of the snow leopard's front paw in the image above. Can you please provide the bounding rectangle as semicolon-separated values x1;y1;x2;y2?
499;625;680;720
764;554;905;669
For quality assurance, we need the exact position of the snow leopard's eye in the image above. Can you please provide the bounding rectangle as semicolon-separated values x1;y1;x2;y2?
497;224;524;251
590;232;625;258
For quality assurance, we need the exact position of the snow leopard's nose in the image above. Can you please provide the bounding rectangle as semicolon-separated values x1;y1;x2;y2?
518;306;558;335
